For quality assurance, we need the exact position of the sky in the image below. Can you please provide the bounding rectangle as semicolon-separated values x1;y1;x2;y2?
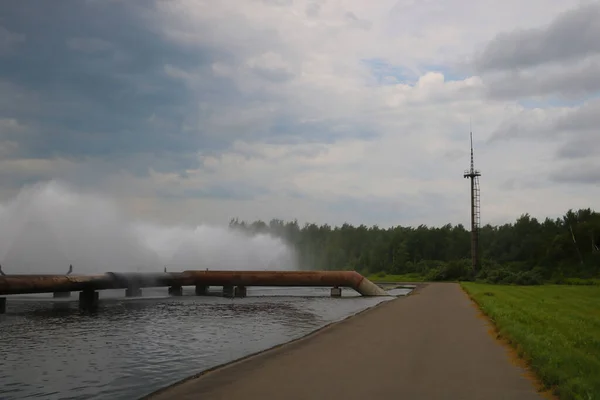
0;0;599;229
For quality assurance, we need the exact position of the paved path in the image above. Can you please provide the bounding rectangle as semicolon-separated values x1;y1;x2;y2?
147;283;544;400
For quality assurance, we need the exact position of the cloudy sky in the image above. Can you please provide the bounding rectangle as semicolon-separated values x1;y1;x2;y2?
0;0;599;228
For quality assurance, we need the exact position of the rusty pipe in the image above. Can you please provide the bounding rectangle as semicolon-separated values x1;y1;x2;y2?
180;270;388;296
0;272;185;295
0;274;109;295
0;271;388;296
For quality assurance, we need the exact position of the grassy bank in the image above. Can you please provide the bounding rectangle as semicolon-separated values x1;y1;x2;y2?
556;277;600;286
366;273;425;282
461;283;600;400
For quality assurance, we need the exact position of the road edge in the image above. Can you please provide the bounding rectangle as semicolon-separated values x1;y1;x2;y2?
459;283;557;400
140;284;426;399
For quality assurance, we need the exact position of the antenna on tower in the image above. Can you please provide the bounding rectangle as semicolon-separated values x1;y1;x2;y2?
470;119;475;173
464;122;481;274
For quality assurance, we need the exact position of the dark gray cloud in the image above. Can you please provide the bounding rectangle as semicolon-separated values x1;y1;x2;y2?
474;2;600;72
554;98;600;132
475;3;600;102
489;110;557;142
490;97;599;188
0;0;241;178
556;136;600;159
483;4;600;165
485;60;600;99
0;25;25;55
67;37;114;53
491;98;600;143
550;163;600;184
554;99;600;160
0;0;360;194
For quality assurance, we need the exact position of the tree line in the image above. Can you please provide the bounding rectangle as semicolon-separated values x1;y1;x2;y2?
229;208;600;284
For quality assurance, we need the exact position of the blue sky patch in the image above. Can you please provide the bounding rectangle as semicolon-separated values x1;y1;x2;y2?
518;92;600;109
361;58;417;85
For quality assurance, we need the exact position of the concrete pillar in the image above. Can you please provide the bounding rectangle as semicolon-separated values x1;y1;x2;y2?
0;297;6;314
234;286;247;298
53;291;71;298
168;286;183;296
79;290;99;310
195;285;208;296
331;286;342;297
125;286;143;297
223;285;234;298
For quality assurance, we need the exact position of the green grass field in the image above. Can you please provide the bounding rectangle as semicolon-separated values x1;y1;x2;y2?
366;272;425;282
461;283;600;400
559;278;600;286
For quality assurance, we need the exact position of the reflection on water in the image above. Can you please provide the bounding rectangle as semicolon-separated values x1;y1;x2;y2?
0;287;409;400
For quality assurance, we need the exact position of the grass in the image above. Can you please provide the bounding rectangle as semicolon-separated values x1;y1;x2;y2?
461;282;600;400
366;272;425;282
559;278;600;286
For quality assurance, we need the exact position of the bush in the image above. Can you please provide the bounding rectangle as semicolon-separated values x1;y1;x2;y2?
482;267;543;285
514;270;543;285
549;270;567;284
562;278;600;286
424;259;471;281
425;267;443;281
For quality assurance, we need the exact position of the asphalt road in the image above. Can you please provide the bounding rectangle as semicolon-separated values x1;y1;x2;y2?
146;283;545;400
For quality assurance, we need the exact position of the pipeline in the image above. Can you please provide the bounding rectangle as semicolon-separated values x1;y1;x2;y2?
0;274;109;295
180;270;388;296
0;270;388;297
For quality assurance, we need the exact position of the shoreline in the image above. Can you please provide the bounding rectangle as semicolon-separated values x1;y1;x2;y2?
141;284;426;399
143;282;542;400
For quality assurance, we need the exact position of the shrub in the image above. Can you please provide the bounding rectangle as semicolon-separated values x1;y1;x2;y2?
514;270;543;285
424;259;471;281
483;267;542;285
425;267;443;281
562;278;600;286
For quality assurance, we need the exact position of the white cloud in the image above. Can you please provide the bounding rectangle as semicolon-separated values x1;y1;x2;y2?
142;0;598;226
1;0;599;229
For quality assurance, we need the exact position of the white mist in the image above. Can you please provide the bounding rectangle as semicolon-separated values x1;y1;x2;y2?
0;181;297;275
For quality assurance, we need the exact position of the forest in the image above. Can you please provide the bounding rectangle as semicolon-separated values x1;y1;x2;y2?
229;208;600;285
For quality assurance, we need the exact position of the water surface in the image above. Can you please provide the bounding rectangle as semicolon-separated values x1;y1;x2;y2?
0;287;409;400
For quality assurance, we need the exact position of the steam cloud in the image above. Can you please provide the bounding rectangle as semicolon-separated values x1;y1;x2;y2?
0;181;297;274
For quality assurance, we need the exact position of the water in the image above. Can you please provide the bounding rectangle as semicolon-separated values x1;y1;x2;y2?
0;287;410;400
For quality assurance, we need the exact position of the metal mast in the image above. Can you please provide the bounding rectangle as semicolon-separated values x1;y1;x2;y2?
463;127;481;273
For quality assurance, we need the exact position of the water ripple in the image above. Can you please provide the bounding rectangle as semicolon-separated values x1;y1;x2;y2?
0;287;408;399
